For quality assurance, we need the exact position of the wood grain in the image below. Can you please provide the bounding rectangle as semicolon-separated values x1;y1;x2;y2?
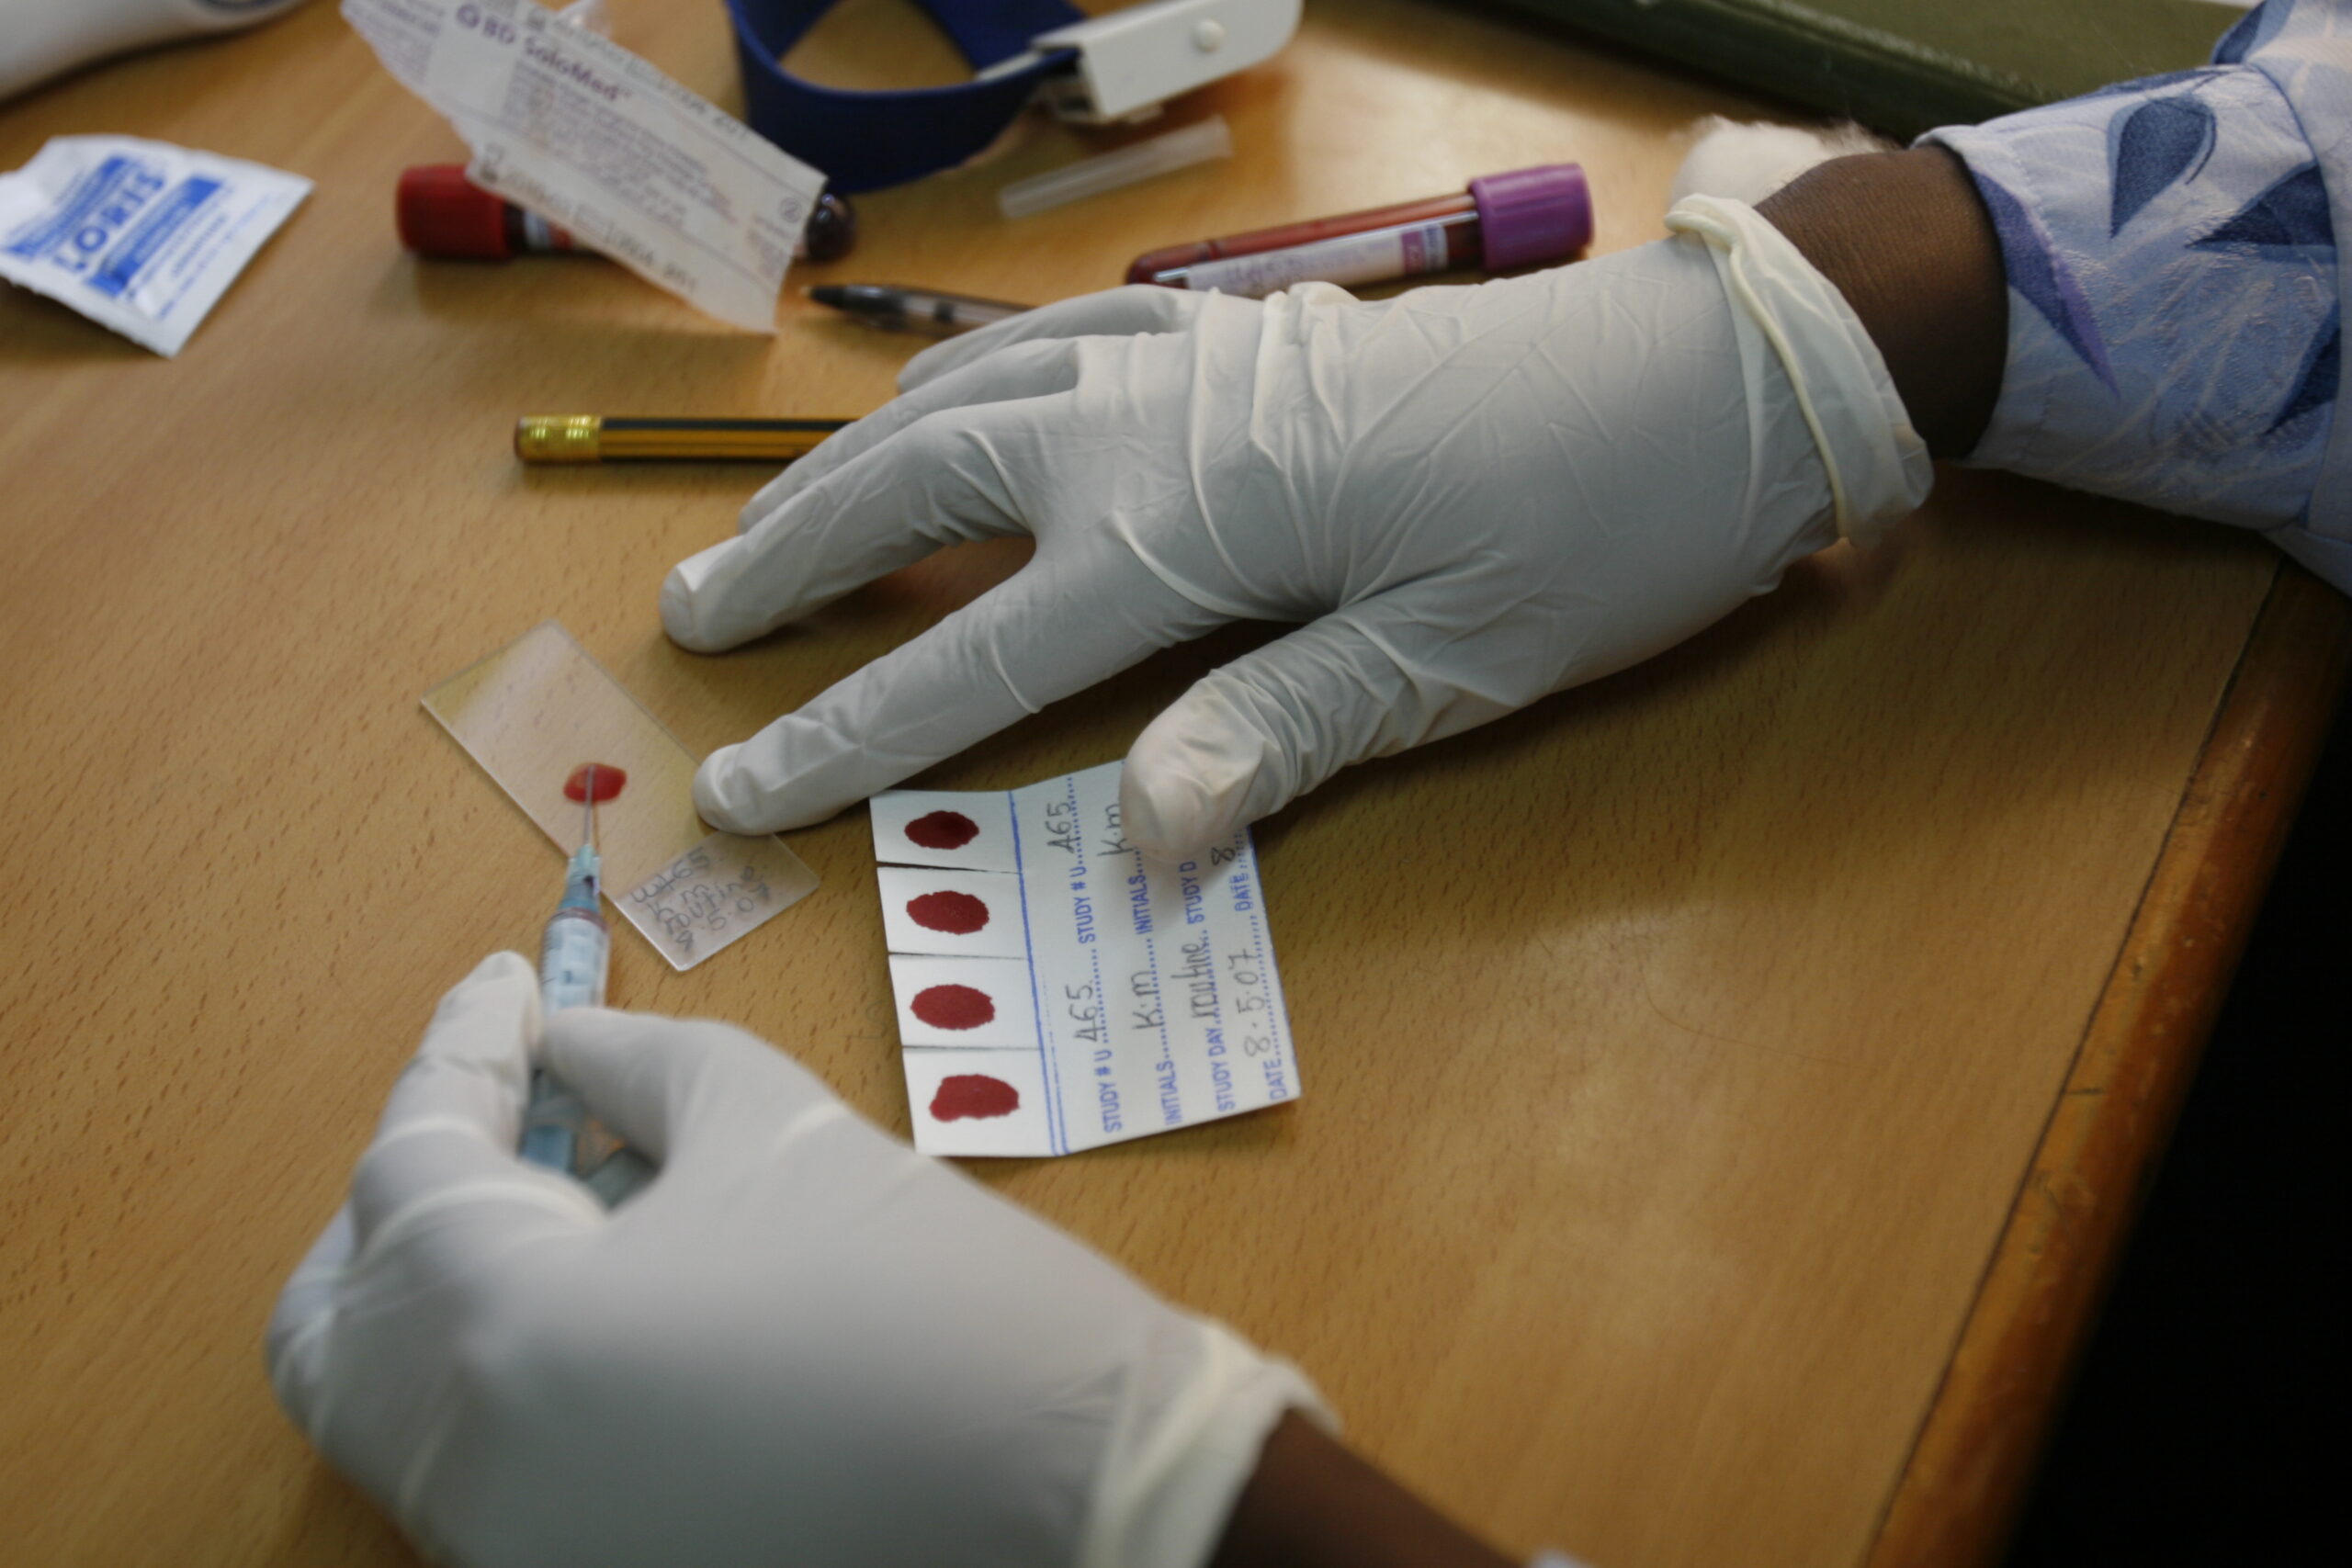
1866;562;2352;1568
0;4;2328;1567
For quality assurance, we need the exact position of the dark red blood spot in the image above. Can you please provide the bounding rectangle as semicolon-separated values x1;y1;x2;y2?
907;889;989;935
910;983;996;1031
904;809;980;851
930;1073;1020;1122
563;764;627;804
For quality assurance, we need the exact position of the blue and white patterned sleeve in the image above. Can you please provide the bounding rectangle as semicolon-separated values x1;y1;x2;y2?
1919;0;2352;592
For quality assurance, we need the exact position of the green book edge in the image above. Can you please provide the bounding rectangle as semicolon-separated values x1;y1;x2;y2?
1481;0;2239;139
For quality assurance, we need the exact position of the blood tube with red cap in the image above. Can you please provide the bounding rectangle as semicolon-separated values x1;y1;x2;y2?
395;165;856;264
1125;164;1590;299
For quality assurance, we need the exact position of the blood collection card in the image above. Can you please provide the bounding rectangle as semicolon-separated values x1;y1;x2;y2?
873;762;1300;1157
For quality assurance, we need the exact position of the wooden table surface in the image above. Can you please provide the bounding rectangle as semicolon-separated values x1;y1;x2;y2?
2;4;2341;1566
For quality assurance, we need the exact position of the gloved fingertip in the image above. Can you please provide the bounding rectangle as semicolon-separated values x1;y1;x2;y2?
264;1204;356;1430
542;1011;742;1165
1122;710;1269;863
540;1003;627;1047
661;539;742;653
464;950;536;990
265;1310;331;1431
1123;777;1231;863
427;951;540;1043
540;1007;650;1083
692;745;766;834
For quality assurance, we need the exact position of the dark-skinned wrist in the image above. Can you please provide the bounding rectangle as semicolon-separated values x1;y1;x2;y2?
1757;146;2007;460
1208;1411;1516;1568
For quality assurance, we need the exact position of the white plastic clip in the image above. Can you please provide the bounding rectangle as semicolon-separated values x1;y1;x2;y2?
1024;0;1300;125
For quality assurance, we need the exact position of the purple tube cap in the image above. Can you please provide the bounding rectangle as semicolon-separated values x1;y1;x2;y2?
1470;164;1593;272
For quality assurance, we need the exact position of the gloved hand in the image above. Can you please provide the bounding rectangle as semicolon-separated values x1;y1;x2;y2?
266;954;1319;1568
665;197;1929;861
0;0;310;101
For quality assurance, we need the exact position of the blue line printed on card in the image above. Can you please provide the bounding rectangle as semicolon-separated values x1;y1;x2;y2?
1009;792;1050;1058
1065;774;1092;1153
1188;885;1233;1118
1086;936;1107;1144
1241;869;1292;1104
1006;786;1063;1154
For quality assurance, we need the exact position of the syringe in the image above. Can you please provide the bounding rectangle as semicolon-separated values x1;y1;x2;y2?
521;766;650;1201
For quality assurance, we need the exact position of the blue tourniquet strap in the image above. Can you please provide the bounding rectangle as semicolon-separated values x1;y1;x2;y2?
727;0;1086;193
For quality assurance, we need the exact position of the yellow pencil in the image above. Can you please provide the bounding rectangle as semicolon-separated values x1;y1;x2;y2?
514;415;852;464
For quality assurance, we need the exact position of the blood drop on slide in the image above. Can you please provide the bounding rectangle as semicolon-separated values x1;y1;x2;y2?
904;809;980;851
907;889;989;934
911;983;996;1031
930;1073;1020;1122
564;763;628;804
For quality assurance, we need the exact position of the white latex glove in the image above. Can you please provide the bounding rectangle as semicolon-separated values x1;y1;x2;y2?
266;954;1319;1568
665;197;1929;860
0;0;310;101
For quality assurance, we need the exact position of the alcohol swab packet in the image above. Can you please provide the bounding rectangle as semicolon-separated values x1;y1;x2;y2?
0;136;310;356
873;761;1302;1157
343;0;826;332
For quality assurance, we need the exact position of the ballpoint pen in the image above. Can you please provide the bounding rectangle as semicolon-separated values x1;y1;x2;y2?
805;282;1028;336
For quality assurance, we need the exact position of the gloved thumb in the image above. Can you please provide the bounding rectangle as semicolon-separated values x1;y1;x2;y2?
1121;605;1495;861
544;1010;846;1179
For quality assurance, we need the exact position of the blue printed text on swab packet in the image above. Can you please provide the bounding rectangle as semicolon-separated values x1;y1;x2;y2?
0;137;309;356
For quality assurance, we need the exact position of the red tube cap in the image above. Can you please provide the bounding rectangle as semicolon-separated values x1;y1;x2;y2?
397;165;512;260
